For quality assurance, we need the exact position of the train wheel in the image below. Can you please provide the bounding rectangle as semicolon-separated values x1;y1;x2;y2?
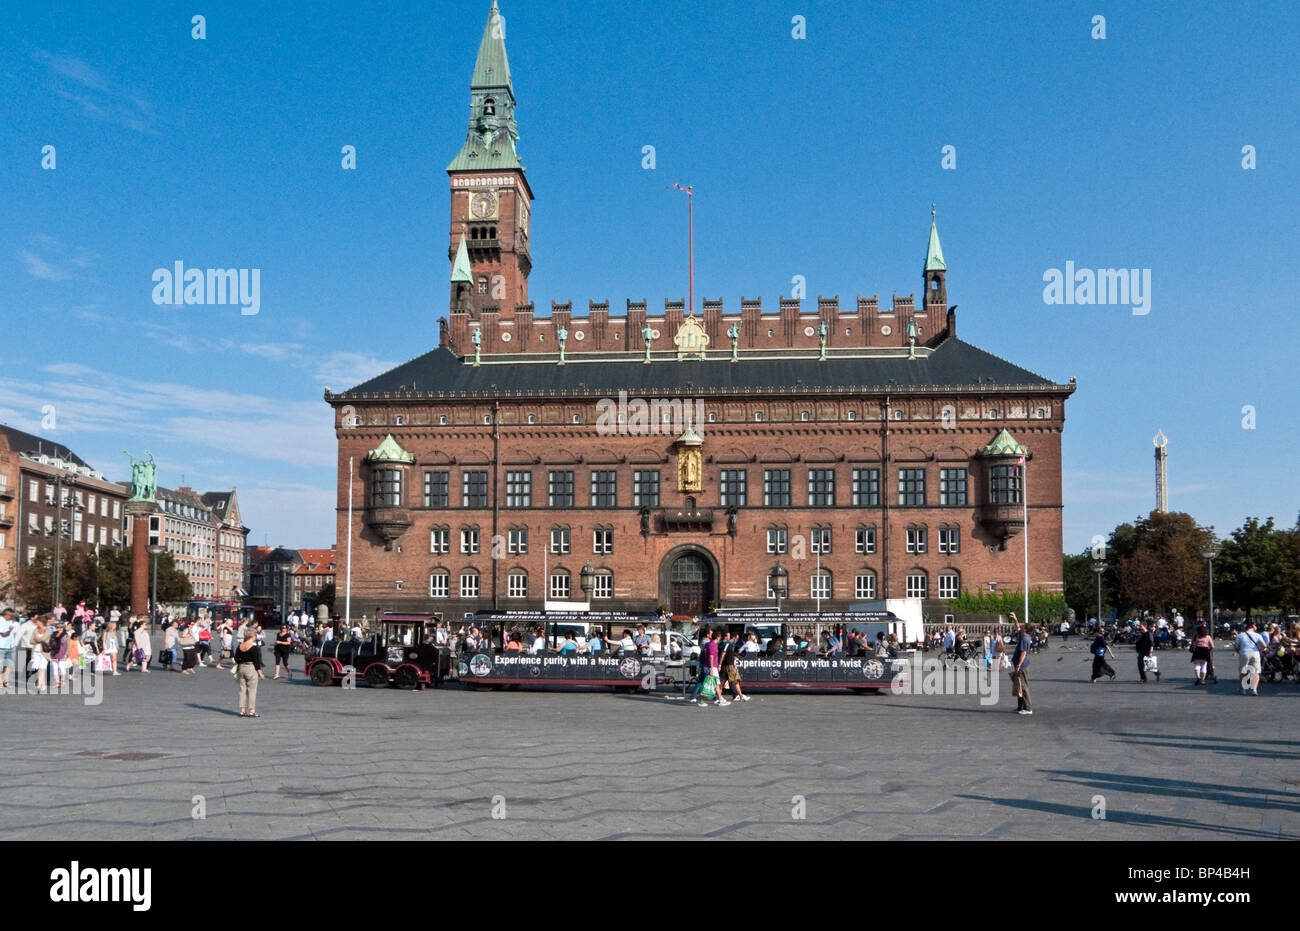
309;664;334;687
394;667;419;690
366;667;390;689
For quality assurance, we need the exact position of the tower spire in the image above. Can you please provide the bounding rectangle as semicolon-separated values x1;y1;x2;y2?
447;1;522;172
923;206;947;309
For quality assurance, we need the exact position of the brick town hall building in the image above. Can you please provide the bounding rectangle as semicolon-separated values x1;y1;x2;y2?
325;1;1076;621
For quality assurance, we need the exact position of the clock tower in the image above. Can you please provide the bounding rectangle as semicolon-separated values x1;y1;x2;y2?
447;0;533;319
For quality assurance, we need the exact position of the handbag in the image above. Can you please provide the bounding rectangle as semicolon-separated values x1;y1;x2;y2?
999;654;1012;670
134;648;146;664
96;653;112;672
699;673;719;700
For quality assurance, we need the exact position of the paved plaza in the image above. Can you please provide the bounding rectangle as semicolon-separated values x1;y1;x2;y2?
0;643;1295;841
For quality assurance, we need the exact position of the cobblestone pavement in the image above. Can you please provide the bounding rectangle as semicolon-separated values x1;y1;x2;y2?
1;643;1296;840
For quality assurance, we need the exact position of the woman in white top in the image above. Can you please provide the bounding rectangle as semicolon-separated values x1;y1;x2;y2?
162;622;179;671
101;622;121;676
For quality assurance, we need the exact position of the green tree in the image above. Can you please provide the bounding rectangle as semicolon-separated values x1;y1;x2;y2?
948;588;1067;624
1063;552;1110;621
1114;511;1212;617
313;582;336;612
1216;517;1285;615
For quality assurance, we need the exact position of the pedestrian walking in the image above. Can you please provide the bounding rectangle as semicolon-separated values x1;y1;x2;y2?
1136;621;1158;682
0;608;18;689
29;616;52;692
273;625;294;679
1234;621;1264;696
234;629;265;716
1009;614;1033;714
1190;625;1214;686
162;622;179;671
101;621;121;676
179;623;199;674
197;620;212;666
718;629;749;702
1090;629;1116;682
130;620;151;673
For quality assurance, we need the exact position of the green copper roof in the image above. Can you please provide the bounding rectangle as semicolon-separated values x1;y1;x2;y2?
925;214;947;272
365;434;415;464
978;428;1027;458
471;0;512;91
451;235;472;283
447;1;523;173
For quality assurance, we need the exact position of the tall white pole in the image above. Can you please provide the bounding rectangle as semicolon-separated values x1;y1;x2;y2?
345;456;353;627
1021;457;1029;627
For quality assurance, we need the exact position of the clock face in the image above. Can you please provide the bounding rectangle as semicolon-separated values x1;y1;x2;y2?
470;191;498;220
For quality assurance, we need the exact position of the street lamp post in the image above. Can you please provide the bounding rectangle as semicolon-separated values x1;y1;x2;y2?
1093;561;1106;628
1200;544;1221;632
769;561;789;673
147;544;164;622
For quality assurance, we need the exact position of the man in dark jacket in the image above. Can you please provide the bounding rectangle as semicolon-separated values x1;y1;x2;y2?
1135;621;1159;682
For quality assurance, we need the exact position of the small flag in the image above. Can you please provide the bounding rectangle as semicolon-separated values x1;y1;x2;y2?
1016;454;1026;466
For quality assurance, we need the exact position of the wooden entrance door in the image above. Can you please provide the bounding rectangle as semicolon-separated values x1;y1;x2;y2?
669;553;711;617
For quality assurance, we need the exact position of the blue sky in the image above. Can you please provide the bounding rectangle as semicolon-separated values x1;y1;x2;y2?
1;0;1296;552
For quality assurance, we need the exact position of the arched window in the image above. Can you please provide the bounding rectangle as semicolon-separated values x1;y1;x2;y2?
810;569;832;602
428;569;449;598
592;570;613;599
854;570;877;600
905;570;928;599
477;277;488;294
507;570;528;599
483;97;495;116
549;569;572;600
938;570;961;599
459;569;480;599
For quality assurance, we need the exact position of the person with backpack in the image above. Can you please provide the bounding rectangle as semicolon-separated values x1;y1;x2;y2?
1090;628;1116;682
1234;621;1265;695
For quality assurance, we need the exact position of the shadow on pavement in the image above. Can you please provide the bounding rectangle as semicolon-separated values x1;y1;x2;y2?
1040;768;1300;814
955;793;1297;840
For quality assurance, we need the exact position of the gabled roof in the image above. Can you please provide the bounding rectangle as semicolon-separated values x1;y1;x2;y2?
334;337;1069;399
926;215;946;272
200;492;231;516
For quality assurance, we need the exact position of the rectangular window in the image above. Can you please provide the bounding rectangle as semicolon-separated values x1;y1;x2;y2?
940;468;968;506
592;528;613;554
423;470;450;508
851;468;880;507
592;573;613;599
87;494;96;512
550;573;571;600
811;573;831;600
505;471;532;508
719;470;747;508
810;527;831;554
547;471;574;508
371;469;401;507
906;573;928;599
101;499;108;517
855;574;877;600
28;480;37;503
632;470;660;508
938;573;960;599
906;527;928;554
550;528;570;554
462;471;489;509
508;527;528;554
460;528;480;554
27;546;36;563
460;572;480;599
898;468;926;507
508;573;528;599
855;526;876;554
807;469;835;507
938;527;960;554
113;501;120;520
990;465;1023;505
99;526;107;545
766;527;787;554
763;470;791;507
430;528;450;553
590;471;617;508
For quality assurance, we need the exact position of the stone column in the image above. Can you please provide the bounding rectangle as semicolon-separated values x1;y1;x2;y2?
126;501;156;619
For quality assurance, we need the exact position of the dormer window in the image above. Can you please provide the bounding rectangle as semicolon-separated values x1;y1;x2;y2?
483;97;495;116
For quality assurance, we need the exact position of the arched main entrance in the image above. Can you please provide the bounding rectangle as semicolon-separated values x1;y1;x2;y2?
660;548;717;618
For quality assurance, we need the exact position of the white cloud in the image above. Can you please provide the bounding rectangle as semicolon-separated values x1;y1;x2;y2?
18;236;99;282
35;50;158;135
